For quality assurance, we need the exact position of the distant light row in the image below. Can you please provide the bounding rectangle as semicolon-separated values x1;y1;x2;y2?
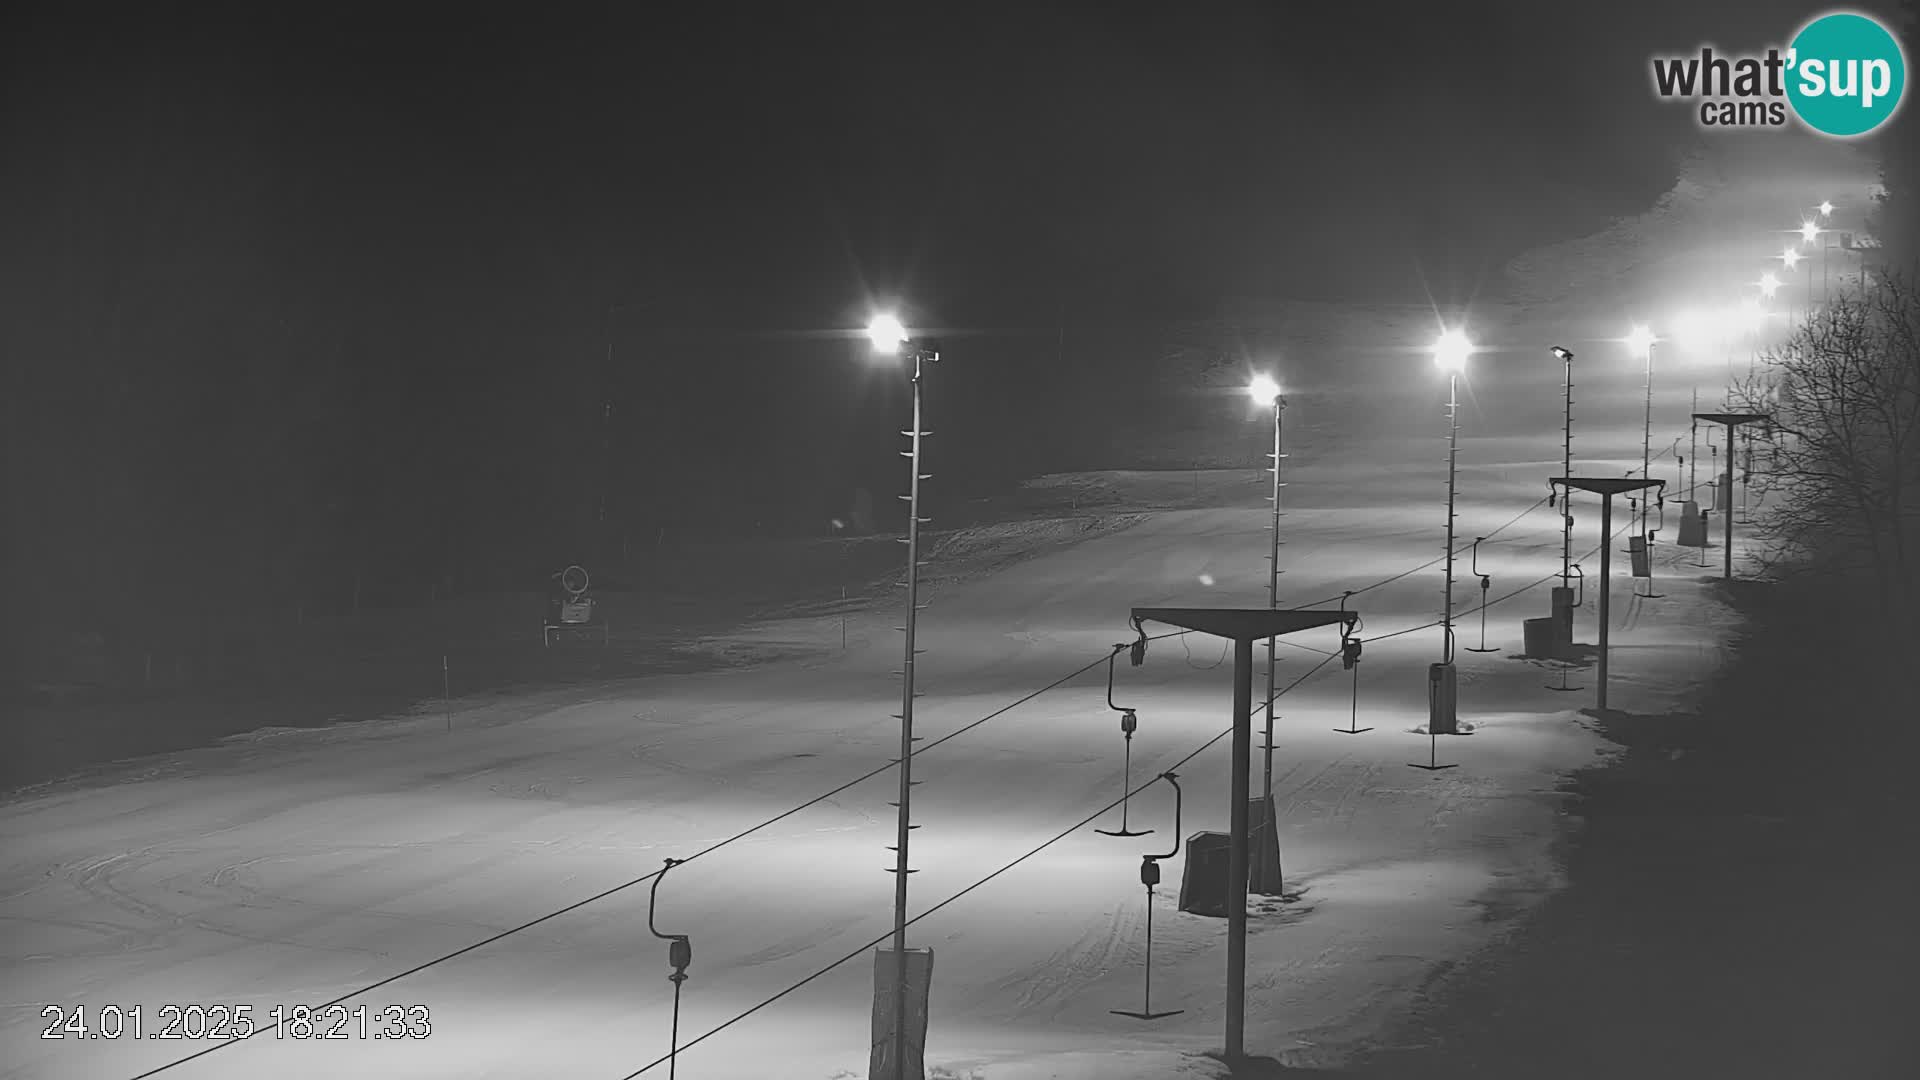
869;192;1835;375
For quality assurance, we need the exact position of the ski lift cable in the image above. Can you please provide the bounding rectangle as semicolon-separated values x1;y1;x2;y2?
130;471;1616;1080
1294;493;1554;609
610;648;1348;1078
120;480;1630;1080
608;452;1694;1072
1355;509;1643;646
118;633;1186;1080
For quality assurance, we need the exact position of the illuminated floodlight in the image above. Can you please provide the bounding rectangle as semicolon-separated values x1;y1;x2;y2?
1781;247;1803;271
1430;328;1472;373
1625;324;1657;357
1798;221;1821;245
1758;272;1781;299
866;314;908;355
1818;200;1834;217
1247;373;1281;408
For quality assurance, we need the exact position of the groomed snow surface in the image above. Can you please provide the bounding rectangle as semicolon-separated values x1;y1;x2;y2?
2;446;1742;1080
2;138;1865;1079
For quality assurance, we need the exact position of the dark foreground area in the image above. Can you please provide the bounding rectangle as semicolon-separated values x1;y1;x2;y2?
1319;577;1920;1079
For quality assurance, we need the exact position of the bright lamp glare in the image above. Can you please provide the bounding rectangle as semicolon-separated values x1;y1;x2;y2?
1670;311;1707;350
1781;247;1802;270
1818;200;1834;217
1798;221;1820;244
1758;272;1780;298
1666;311;1712;349
866;314;907;354
1430;328;1472;372
1625;325;1656;357
1247;373;1281;407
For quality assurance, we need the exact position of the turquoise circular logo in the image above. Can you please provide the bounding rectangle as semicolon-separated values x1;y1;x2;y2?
1786;12;1907;137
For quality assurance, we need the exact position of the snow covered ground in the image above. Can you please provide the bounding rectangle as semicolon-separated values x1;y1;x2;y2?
0;137;1876;1079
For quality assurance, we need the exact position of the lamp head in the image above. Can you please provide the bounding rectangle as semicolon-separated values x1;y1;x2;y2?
1759;272;1780;298
1818;200;1834;217
1550;346;1573;362
1625;325;1656;357
1247;373;1281;408
1781;247;1802;270
866;314;908;356
1798;221;1820;244
1431;328;1472;373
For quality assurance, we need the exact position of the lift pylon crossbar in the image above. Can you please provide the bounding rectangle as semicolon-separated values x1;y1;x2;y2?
1550;477;1664;712
1130;607;1354;642
1127;604;1358;1064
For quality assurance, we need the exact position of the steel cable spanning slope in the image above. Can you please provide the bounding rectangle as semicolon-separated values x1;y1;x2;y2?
610;651;1346;1078
612;494;1670;1075
123;475;1646;1079
1294;492;1553;610
1353;501;1652;647
604;460;1691;1068
118;632;1191;1079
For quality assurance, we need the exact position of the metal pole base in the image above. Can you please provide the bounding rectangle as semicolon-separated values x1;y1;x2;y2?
1465;645;1499;653
1112;1008;1184;1020
1545;682;1586;692
1097;827;1154;837
1408;730;1462;770
1333;726;1374;734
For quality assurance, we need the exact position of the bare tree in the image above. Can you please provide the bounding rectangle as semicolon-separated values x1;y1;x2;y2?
1732;270;1920;640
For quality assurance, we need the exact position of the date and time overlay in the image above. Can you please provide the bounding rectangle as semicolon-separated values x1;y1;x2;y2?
41;1002;432;1043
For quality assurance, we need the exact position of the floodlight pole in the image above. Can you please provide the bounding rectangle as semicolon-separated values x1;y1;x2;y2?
1442;371;1460;666
1559;349;1574;589
889;344;936;1080
1262;394;1283;804
1641;342;1655;537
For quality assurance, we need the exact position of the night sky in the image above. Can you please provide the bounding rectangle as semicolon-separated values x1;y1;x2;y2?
0;0;1855;634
